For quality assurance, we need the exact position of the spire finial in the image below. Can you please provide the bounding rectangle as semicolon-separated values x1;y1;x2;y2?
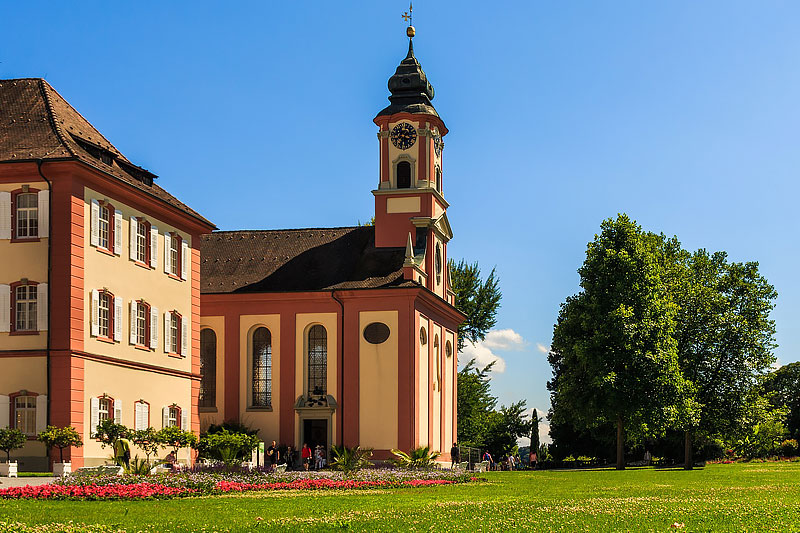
402;3;415;39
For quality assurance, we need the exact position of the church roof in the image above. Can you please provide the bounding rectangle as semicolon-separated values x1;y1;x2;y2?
200;226;415;294
0;78;213;228
375;40;441;120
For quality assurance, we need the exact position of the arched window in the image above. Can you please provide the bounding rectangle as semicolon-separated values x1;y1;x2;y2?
397;161;411;189
252;327;272;407
307;325;327;395
200;329;217;408
434;335;441;390
435;166;442;192
14;192;38;239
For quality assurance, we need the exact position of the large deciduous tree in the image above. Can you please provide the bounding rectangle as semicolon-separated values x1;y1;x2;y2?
548;215;690;469
763;362;800;441
449;260;501;352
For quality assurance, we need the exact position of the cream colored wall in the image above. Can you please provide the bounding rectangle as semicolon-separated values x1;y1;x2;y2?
0;357;47;395
387;119;428;188
358;310;399;451
0;181;49;350
199;316;225;429
386;196;421;214
238;314;281;443
294;313;338;445
431;323;442;453
444;329;455;450
417;314;429;448
82;187;192;374
82;359;193;466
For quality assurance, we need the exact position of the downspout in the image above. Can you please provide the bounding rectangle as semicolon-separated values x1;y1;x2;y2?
36;160;53;428
331;291;345;447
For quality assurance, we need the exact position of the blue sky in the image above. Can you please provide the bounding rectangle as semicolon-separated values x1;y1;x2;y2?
4;2;798;438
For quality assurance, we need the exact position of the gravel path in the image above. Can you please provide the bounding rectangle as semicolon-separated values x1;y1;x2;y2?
0;476;56;487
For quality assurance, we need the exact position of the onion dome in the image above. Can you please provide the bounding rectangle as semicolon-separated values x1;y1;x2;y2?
375;36;439;119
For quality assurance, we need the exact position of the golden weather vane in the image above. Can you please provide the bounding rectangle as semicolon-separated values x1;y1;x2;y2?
402;3;413;25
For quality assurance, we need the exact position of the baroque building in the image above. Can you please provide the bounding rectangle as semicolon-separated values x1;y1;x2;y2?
0;29;462;468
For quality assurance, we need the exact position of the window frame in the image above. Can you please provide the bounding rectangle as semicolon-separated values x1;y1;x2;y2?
133;400;150;431
97;396;113;425
10;392;38;437
168;311;182;355
10;280;39;335
168;233;182;278
11;188;40;242
135;300;151;347
199;329;217;409
307;324;327;396
97;202;116;253
97;290;115;341
167;405;181;428
250;327;272;409
134;218;152;267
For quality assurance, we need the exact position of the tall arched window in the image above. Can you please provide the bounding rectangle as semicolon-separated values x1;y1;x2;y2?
397;161;411;189
307;325;327;395
434;335;441;390
200;329;217;408
252;327;272;407
435;166;442;192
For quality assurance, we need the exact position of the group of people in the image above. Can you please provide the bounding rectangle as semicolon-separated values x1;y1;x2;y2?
265;440;327;471
448;441;540;471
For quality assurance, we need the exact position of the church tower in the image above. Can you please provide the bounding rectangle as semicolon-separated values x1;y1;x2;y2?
373;24;454;303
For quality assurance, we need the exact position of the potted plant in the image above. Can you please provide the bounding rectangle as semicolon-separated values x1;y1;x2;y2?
0;428;26;477
37;425;83;476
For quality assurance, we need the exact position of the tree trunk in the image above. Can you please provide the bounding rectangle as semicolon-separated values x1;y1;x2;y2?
616;416;625;470
684;430;693;470
60;446;64;464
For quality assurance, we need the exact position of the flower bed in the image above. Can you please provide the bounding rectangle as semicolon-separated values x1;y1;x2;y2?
0;469;479;501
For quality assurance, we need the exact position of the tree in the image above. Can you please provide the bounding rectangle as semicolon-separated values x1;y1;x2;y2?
456;359;497;446
549;215;690;469
94;419;129;449
37;426;83;463
131;427;162;464
0;428;26;463
449;260;502;352
763;362;800;441
530;409;541;453
195;429;259;465
483;401;531;459
673;249;777;468
156;426;197;457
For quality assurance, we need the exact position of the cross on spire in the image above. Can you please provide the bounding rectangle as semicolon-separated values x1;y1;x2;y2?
402;2;413;25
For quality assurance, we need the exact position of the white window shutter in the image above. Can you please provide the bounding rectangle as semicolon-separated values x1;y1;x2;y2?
90;289;99;337
34;395;47;434
90;397;100;436
129;300;138;344
114;399;122;424
150;306;158;350
129;217;138;261
150;226;158;268
143;402;150;429
0;284;10;333
181;241;189;280
37;283;47;331
135;402;145;430
162;406;170;429
181;409;188;431
90;199;100;248
0;395;9;428
181;316;188;357
114;296;123;342
0;191;11;240
37;190;49;238
164;232;172;274
164;312;171;352
114;210;123;255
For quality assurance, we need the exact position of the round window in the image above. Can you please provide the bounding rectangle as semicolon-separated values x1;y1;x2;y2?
419;327;427;346
363;322;390;344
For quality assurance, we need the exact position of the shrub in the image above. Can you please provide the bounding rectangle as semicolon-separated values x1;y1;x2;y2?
329;445;372;476
391;446;440;469
0;428;27;462
780;439;798;457
156;426;197;457
195;430;259;465
37;426;83;463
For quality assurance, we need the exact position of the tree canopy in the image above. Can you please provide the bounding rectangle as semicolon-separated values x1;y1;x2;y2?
449;259;501;352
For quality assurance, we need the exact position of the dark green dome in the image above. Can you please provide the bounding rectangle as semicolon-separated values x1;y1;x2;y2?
376;40;439;119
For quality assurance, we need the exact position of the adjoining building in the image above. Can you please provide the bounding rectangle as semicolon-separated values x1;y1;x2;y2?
0;29;462;468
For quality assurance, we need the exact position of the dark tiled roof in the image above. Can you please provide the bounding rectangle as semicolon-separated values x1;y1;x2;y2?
200;226;415;294
0;78;213;228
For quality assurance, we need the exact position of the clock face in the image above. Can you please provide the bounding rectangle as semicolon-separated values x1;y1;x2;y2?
390;122;417;150
433;134;442;156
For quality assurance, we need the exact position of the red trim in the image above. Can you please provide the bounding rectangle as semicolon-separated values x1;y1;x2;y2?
96;290;115;342
135;300;151;348
96;201;115;254
0;350;47;358
166;404;182;428
132;217;153;267
167;233;183;279
133;400;151;429
167;311;182;355
8;390;40;436
9;280;40;334
10;187;41;242
72;350;200;379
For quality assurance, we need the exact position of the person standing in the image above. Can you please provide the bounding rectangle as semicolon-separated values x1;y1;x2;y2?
482;450;494;471
267;440;279;472
531;450;538;470
285;446;295;471
450;443;460;469
113;437;132;469
301;443;311;471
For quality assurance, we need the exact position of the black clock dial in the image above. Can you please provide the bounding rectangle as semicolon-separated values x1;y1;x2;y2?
390;122;417;150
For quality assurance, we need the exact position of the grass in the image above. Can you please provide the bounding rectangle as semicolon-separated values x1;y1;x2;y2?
2;462;800;532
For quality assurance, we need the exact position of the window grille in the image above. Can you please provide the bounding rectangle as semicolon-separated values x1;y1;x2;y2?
307;325;327;396
200;329;217;408
252;327;272;407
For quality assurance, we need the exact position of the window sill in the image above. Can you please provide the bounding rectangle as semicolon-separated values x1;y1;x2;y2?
167;273;184;282
134;344;153;352
199;407;218;413
96;336;115;344
96;247;115;257
133;260;153;270
11;237;41;243
246;406;273;412
9;330;39;336
167;352;185;359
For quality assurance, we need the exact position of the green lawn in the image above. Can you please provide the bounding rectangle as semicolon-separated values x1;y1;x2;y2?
2;462;800;532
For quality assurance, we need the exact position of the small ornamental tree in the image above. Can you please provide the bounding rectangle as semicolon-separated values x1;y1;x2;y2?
157;426;197;458
131;428;161;464
37;426;83;463
95;419;129;449
0;428;27;462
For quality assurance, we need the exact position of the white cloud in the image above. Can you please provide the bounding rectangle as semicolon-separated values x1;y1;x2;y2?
536;343;550;355
517;407;552;446
461;340;507;373
483;329;526;351
772;358;783;370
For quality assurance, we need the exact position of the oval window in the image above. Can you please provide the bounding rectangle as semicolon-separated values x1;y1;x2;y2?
364;322;391;344
446;340;453;358
419;327;427;346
